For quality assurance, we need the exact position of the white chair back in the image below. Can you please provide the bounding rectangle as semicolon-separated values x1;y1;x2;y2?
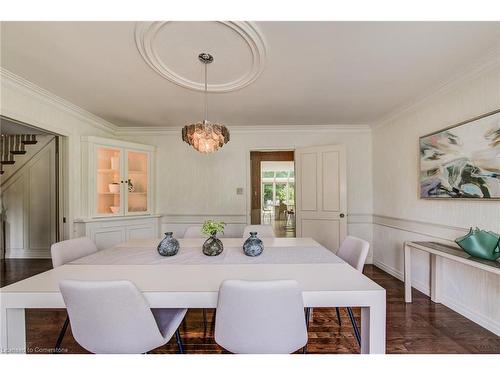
59;280;166;354
215;280;308;354
51;237;98;267
242;225;275;238
183;226;203;238
336;236;370;272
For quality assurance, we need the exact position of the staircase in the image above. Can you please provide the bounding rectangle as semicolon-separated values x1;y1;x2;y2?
0;134;38;175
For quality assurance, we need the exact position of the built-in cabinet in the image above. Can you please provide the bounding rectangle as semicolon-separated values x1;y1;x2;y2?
77;136;159;249
83;136;154;217
74;215;160;250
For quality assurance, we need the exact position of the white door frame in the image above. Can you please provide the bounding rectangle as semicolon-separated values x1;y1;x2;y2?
245;147;295;225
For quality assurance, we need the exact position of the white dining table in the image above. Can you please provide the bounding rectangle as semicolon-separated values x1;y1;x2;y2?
0;237;386;354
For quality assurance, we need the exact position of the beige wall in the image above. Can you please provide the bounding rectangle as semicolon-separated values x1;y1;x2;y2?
0;69;116;239
372;57;500;334
119;128;374;260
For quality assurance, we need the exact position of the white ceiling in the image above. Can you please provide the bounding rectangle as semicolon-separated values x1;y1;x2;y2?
1;21;500;128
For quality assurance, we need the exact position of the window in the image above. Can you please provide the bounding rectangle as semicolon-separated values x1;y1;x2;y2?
276;183;287;204
262;183;274;208
260;167;295;208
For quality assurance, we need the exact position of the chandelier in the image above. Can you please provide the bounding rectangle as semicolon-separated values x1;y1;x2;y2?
182;53;230;154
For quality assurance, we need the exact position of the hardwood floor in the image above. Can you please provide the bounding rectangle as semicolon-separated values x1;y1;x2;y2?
1;259;499;354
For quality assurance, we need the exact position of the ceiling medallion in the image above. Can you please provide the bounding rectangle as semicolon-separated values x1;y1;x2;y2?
134;21;267;93
182;53;230;154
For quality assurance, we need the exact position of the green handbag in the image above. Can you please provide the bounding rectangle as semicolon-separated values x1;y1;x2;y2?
455;227;500;261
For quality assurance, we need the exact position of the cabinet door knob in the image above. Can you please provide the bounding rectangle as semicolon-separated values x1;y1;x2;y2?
340;213;345;218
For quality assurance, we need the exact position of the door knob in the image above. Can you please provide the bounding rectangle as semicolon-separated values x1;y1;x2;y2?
340;213;345;218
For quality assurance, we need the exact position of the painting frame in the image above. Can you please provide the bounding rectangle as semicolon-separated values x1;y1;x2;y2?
418;109;500;200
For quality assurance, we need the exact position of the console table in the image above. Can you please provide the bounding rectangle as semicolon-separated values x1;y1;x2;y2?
404;241;500;303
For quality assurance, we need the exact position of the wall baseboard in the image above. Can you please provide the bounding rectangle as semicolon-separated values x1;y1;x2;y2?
373;258;500;336
373;259;431;296
440;295;500;337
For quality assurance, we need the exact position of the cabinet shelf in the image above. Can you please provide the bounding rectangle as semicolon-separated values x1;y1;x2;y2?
86;137;153;217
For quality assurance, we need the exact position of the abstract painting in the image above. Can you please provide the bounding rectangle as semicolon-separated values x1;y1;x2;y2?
419;110;500;199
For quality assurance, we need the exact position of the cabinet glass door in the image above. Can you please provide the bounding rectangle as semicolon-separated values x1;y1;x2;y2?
96;147;122;215
126;150;149;214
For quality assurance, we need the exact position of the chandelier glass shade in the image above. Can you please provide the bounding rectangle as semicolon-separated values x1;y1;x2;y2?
182;120;230;154
182;53;230;153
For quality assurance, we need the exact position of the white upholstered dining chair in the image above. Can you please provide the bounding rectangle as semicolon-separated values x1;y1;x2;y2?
51;237;98;268
214;280;308;354
335;235;370;346
50;237;98;352
59;280;187;354
337;236;370;273
242;225;275;238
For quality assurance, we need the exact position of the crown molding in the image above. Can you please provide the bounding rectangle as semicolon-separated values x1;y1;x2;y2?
1;67;371;136
115;123;372;136
373;45;500;130
0;67;119;135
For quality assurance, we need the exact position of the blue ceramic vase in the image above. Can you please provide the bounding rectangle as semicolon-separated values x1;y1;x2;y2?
203;235;223;256
157;232;179;256
243;232;264;257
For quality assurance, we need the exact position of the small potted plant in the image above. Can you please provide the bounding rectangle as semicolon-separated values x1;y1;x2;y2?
201;220;225;256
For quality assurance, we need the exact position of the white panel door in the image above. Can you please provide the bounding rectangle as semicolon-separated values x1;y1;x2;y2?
295;144;347;251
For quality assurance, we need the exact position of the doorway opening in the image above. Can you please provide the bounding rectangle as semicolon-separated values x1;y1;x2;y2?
250;151;295;237
0;116;64;260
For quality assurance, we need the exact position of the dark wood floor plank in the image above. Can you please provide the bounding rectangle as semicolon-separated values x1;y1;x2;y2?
2;259;499;354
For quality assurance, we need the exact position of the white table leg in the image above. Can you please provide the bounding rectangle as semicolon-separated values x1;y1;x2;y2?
360;295;386;354
430;254;443;303
404;243;412;303
1;308;26;354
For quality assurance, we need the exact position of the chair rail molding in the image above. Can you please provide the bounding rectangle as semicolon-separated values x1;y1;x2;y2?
372;214;468;243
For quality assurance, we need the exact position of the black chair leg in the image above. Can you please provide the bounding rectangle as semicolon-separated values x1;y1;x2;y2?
210;309;216;335
347;307;361;346
202;308;207;334
336;307;342;326
304;307;311;327
303;307;311;354
175;328;184;354
54;315;69;353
